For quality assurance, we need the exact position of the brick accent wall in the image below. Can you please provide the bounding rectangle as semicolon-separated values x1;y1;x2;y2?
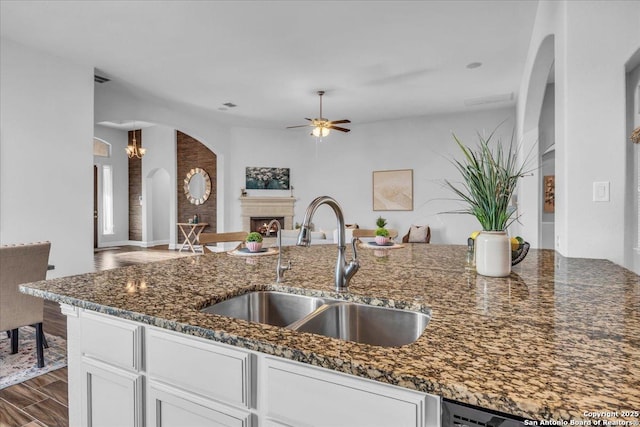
177;131;217;235
128;129;142;241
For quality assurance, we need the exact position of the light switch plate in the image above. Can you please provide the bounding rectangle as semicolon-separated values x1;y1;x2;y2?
593;181;610;202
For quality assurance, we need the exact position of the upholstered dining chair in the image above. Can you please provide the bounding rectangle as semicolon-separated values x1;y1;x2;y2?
402;225;431;243
0;241;51;368
352;229;399;241
199;231;249;253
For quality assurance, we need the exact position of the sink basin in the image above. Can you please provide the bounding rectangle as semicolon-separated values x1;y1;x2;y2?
293;302;430;347
202;290;430;347
201;291;327;327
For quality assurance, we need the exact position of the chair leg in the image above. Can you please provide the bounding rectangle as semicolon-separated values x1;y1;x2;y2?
10;328;18;354
35;323;45;368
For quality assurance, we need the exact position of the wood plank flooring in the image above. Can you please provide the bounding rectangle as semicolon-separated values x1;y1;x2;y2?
0;245;173;427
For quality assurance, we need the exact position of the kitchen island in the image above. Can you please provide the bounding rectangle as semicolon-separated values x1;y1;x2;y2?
20;244;640;425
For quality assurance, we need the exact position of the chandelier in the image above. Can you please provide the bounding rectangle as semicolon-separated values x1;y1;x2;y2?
126;123;146;159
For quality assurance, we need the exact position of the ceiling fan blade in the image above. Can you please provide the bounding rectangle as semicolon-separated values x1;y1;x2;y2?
328;125;351;132
286;124;311;129
327;119;351;125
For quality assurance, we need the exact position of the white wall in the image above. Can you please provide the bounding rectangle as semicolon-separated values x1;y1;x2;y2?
0;38;94;277
518;0;640;266
228;107;518;245
625;61;640;273
149;168;171;245
94;125;129;247
140;125;176;247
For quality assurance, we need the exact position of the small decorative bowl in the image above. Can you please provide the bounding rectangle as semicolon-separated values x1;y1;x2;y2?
246;242;263;252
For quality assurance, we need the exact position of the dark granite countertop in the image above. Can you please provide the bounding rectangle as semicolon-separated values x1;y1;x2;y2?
20;244;640;422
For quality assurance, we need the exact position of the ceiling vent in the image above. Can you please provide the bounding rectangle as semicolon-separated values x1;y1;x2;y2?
464;92;513;107
94;74;110;84
223;102;237;108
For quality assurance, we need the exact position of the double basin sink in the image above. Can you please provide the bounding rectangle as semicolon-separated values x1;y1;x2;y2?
201;291;430;347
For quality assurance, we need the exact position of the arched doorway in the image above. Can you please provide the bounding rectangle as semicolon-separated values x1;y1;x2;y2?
519;34;555;249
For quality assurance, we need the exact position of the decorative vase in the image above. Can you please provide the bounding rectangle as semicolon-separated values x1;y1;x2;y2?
246;242;263;252
475;231;511;277
375;236;390;245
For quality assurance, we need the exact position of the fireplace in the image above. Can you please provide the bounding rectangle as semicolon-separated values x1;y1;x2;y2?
240;197;295;231
251;217;285;236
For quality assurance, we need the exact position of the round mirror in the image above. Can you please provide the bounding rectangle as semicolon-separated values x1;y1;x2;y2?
183;168;211;205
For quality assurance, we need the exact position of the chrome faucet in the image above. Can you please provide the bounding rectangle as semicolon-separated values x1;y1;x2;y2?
296;196;359;293
266;219;291;282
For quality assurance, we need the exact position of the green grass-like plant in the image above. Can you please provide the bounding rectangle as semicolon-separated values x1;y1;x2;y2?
375;216;387;228
444;127;531;231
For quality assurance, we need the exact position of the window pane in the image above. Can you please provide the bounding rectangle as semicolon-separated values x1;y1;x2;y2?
103;165;114;235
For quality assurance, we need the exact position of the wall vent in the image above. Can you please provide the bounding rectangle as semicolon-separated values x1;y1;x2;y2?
94;74;110;84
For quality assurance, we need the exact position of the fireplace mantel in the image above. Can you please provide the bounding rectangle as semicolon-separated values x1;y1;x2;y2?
239;197;296;231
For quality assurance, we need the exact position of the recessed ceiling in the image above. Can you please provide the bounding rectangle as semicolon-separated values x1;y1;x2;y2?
0;1;539;129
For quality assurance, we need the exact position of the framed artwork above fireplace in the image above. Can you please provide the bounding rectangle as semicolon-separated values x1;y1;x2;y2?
245;167;290;190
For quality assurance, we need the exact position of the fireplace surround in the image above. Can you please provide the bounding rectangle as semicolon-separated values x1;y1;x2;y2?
240;197;295;232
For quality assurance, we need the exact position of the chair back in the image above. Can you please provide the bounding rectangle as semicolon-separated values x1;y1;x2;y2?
199;232;248;253
402;226;431;243
0;242;51;332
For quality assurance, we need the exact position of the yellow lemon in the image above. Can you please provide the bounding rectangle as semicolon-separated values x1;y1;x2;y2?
470;231;481;240
510;237;520;251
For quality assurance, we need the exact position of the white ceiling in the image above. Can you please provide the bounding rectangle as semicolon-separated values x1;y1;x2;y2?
0;0;539;130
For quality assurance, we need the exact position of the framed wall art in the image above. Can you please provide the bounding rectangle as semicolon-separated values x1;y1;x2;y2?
372;169;413;211
245;167;290;190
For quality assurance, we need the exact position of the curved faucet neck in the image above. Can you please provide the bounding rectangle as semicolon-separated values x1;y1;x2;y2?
297;196;358;292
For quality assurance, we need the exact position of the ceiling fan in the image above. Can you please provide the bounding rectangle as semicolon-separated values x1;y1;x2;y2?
287;91;351;137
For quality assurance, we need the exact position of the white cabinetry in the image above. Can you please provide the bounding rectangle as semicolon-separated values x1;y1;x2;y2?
146;328;254;427
63;305;440;427
80;359;143;427
74;310;144;427
263;357;439;427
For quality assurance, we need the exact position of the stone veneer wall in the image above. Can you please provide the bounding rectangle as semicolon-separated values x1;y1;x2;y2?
128;129;142;241
177;130;217;234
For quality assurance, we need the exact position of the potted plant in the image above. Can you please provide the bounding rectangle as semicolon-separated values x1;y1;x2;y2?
445;127;530;277
245;232;264;252
375;216;390;245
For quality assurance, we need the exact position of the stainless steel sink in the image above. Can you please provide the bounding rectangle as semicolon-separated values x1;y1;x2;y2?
201;291;430;347
293;302;431;347
201;291;328;327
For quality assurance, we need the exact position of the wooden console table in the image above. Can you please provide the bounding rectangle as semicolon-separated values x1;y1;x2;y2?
177;222;208;253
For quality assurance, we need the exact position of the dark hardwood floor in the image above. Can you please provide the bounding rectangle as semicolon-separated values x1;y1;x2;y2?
1;245;173;427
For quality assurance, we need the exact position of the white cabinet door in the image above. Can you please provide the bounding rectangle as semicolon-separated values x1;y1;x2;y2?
80;359;143;427
148;382;252;427
146;328;253;409
264;357;440;427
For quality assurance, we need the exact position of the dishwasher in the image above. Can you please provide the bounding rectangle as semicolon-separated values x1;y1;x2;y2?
442;399;528;427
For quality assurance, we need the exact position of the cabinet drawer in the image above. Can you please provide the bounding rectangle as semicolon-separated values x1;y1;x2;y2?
148;381;252;427
147;328;253;409
265;358;439;427
80;311;142;371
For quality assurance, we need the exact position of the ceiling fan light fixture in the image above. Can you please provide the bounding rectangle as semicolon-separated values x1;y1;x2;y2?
312;126;330;137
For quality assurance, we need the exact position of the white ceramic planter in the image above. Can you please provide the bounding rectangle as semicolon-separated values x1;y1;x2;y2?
375;236;390;245
474;231;511;277
246;242;263;252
